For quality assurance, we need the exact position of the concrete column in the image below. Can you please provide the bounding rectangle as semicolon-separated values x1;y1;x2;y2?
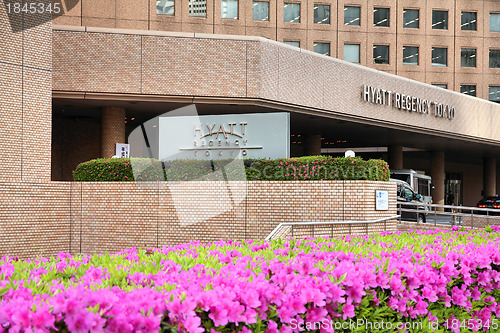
431;151;445;209
101;107;126;158
303;134;322;156
483;158;497;197
388;145;403;170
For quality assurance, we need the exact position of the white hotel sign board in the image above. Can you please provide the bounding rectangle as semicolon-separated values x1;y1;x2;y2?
159;113;290;160
376;190;389;211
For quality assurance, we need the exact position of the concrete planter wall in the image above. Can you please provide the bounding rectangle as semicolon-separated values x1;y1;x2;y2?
0;180;396;257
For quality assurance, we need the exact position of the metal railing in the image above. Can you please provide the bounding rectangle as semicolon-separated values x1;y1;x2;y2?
265;215;400;241
397;202;500;229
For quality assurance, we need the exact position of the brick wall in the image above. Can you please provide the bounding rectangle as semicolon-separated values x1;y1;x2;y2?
52;117;101;181
50;0;500;101
397;216;500;232
0;1;52;182
397;221;464;232
0;182;71;258
0;180;396;257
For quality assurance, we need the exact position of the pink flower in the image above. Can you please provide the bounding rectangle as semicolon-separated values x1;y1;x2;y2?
184;315;204;333
265;320;279;333
342;303;355;320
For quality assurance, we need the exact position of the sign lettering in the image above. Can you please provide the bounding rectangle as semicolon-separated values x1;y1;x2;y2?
362;85;455;120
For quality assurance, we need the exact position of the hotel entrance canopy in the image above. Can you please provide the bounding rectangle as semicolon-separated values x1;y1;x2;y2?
52;25;500;157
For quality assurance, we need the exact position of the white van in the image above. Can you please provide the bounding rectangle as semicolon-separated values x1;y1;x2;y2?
391;178;427;223
390;169;434;205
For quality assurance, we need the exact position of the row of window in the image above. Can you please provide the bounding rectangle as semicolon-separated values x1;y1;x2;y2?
436;85;500;103
300;42;500;101
156;0;500;32
285;41;500;69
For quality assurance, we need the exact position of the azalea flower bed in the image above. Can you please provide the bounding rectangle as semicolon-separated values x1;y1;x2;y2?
1;227;500;332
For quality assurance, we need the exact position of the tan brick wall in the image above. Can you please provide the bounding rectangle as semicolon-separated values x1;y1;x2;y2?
0;180;396;257
101;107;125;158
51;118;101;181
51;0;500;101
397;222;453;232
396;219;500;232
397;221;463;232
0;1;52;182
52;30;141;93
462;215;500;229
0;182;71;258
75;182;159;254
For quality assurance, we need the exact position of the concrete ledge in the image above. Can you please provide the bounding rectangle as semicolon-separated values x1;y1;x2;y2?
193;32;261;42
260;37;301;51
52;24;86;32
54;25;264;42
299;48;332;61
139;30;195;38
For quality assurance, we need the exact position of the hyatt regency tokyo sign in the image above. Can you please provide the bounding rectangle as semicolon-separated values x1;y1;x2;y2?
159;113;290;160
362;85;455;120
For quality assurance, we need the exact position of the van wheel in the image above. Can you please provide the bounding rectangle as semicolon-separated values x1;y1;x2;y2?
418;214;425;224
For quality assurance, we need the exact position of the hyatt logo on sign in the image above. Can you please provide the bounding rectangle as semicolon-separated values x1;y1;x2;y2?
159;113;290;160
362;85;455;120
189;121;257;157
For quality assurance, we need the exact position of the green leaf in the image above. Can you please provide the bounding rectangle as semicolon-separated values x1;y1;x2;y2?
0;287;10;297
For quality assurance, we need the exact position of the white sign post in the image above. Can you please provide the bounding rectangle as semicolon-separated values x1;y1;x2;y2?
116;143;130;158
376;190;389;211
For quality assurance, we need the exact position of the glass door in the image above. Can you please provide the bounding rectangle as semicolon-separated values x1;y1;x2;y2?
445;173;463;206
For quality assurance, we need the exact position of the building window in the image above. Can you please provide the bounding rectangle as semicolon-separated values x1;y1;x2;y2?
491;13;500;31
490;86;500;103
432;10;448;30
283;41;300;48
403;46;419;65
461;12;477;31
314;42;330;56
344;44;360;63
373;45;389;64
460;85;476;96
461;48;476;67
221;0;238;19
156;0;174;15
344;6;360;26
284;3;300;23
432;47;447;66
374;7;389;27
490;49;500;68
189;0;206;17
252;1;269;21
403;9;419;28
314;4;330;24
432;84;447;89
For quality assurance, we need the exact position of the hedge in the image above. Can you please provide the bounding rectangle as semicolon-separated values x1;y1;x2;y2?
245;156;389;181
73;156;390;182
72;158;164;182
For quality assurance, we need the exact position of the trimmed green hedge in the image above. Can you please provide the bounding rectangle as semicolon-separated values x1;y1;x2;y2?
72;158;164;182
73;156;390;182
246;156;389;181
